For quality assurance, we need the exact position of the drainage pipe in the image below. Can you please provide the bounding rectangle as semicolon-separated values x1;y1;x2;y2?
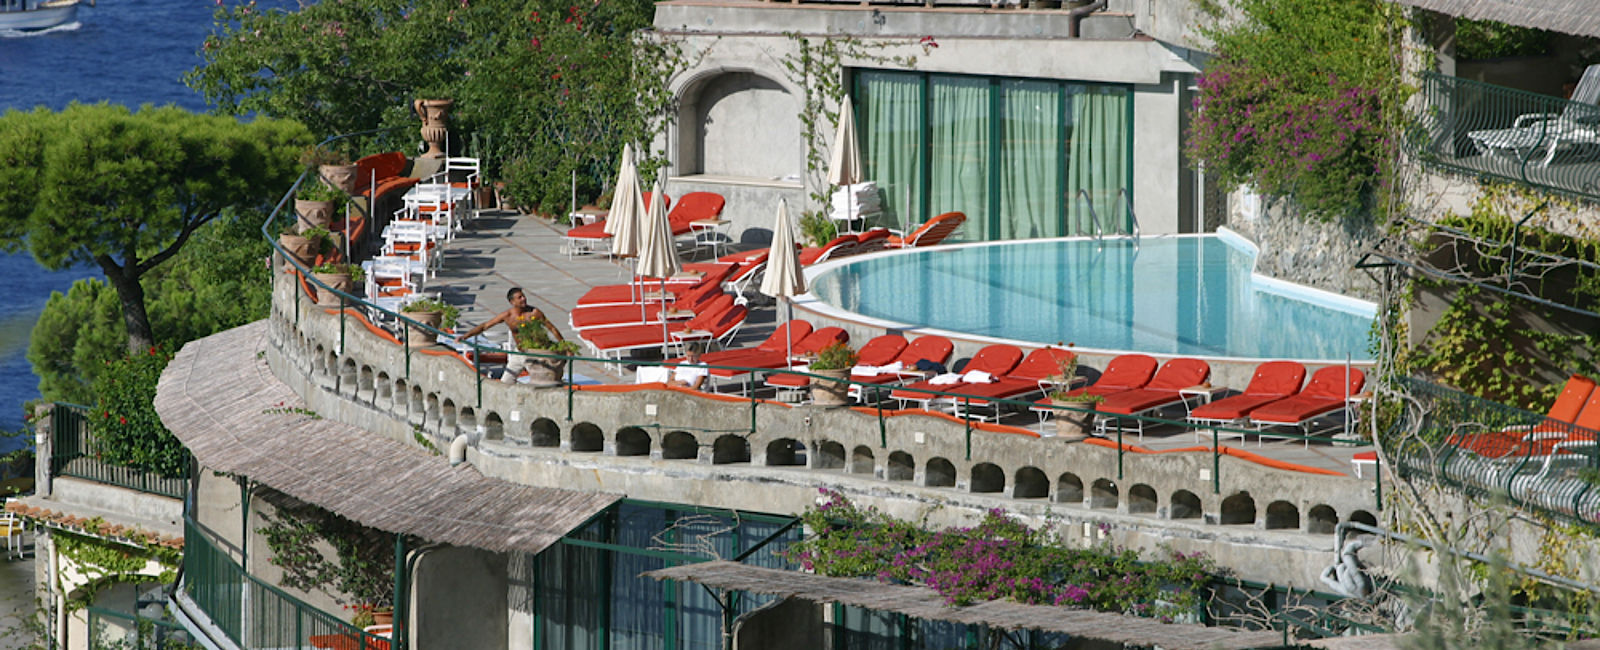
449;435;470;466
1335;521;1600;594
1067;0;1108;38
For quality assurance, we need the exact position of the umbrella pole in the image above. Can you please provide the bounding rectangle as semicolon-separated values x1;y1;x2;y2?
784;299;794;363
660;278;671;356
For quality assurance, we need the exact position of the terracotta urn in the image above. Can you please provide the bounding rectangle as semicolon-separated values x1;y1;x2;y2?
312;270;353;304
415;98;454;159
1052;399;1097;441
515;349;568;387
809;368;852;407
319;163;360;195
278;232;315;270
295;199;336;231
405;310;443;346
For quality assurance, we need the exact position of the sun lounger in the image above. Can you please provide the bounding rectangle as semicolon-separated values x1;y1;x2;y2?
704;327;850;392
1444;374;1596;458
885;211;966;248
765;334;908;398
667;192;727;237
576;263;735;307
1093;358;1212;438
1030;353;1159;424
569;281;726;330
562;192;668;257
847;335;955;403
1188;361;1307;441
579;294;746;362
799;235;859;266
1252;366;1368;446
890;344;1023;410
951;347;1077;421
854;228;892;255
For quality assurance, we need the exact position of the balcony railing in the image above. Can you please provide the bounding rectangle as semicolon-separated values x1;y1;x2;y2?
182;517;391;649
50;403;189;500
1414;71;1600;202
1389;378;1600;526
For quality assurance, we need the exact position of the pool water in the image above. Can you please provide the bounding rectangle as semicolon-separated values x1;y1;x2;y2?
808;236;1375;362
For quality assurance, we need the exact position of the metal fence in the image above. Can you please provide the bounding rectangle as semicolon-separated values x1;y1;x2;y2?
49;404;189;500
1413;71;1600;202
1390;378;1600;526
88;605;197;650
183;517;391;649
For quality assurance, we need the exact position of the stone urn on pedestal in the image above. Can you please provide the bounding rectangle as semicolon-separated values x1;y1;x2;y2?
1049;394;1101;442
513;317;576;386
807;342;858;407
319;163;360;195
415;98;454;159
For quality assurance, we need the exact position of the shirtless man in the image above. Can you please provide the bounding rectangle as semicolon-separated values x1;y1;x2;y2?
457;287;564;384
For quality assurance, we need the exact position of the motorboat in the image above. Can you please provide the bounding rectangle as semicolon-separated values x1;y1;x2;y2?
0;0;84;31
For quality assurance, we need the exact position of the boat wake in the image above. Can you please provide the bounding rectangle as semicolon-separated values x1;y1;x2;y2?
0;20;80;37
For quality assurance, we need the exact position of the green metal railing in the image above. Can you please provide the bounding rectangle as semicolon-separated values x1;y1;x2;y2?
1414;71;1600;202
50;404;189;500
184;517;390;649
88;605;196;650
1390;378;1600;526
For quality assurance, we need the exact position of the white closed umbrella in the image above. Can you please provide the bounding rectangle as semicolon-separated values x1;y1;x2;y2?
605;144;645;259
759;198;806;362
636;178;682;355
828;95;862;232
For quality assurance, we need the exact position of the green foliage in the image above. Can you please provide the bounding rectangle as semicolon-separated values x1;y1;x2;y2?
0;103;308;352
810;342;857;371
56;532;180;612
89;348;189;478
312;263;365;284
1186;0;1405;219
1;427;35;496
402;298;459;330
257;501;394;608
798;210;837;248
296;181;346;204
788;491;1213;618
1454;18;1549;60
513;316;578;354
27;214;274;406
190;0;685;217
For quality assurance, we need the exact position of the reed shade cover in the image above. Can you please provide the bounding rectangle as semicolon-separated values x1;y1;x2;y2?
759;198;806;361
604;143;645;258
829;95;863;227
635;177;682;354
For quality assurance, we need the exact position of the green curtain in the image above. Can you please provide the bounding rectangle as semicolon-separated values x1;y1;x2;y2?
859;71;923;235
928;75;989;242
1065;86;1130;235
998;80;1062;239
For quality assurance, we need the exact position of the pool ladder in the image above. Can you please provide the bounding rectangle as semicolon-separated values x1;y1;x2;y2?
1074;188;1141;243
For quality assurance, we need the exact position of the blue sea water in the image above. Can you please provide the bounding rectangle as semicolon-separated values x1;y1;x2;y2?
0;0;292;448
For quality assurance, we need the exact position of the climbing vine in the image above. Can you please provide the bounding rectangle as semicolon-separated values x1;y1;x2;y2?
56;531;180;612
257;498;396;609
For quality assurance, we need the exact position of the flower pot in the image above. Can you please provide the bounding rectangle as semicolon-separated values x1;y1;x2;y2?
278;233;316;270
295;199;336;231
405;310;443;346
1052;399;1097;441
312;271;352;304
371;610;394;626
320;163;360;195
810;368;852;407
517;349;569;387
415;98;455;159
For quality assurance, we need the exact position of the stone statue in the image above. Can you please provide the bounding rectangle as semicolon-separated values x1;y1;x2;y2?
1320;538;1375;599
415;98;454;159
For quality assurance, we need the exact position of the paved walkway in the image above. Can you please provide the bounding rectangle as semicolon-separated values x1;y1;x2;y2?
0;548;38;648
414;208;1360;476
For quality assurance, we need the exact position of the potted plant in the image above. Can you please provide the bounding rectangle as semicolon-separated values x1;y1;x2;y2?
401;298;459;346
295;181;345;232
311;262;364;304
512;316;581;386
808;342;858;407
301;146;359;194
1045;354;1100;441
279;223;335;270
799;209;838;248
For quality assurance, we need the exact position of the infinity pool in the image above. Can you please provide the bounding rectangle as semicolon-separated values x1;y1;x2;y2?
807;235;1375;362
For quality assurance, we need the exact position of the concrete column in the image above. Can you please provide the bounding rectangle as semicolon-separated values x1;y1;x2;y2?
33;403;52;499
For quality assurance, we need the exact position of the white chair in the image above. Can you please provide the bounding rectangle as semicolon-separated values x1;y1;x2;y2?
364;257;422;315
431;157;481;217
382;220;440;280
1;507;25;560
1470;64;1600;167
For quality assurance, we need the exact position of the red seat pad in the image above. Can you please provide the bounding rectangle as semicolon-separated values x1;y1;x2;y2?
890;344;1022;401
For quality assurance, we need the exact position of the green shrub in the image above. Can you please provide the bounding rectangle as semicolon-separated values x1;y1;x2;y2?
89;348;188;478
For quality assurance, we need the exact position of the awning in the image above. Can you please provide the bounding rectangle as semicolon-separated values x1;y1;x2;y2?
155;321;618;554
643;561;1286;650
1391;0;1600;39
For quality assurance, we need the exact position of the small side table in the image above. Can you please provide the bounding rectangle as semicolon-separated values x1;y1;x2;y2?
570;207;608;226
1178;385;1226;416
690;218;731;258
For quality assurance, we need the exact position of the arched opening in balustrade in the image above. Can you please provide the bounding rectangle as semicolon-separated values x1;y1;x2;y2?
850;446;874;475
1220;493;1256;525
925;458;956;488
530;418;560;447
483;412;504;441
376;372;392;403
815;441;845;470
886;452;914;482
1127;484;1158;514
616;427;651;456
1056;473;1084;504
571;423;604;453
359;365;375;394
457;407;476;437
441;399;458;431
339;358;358;393
424;394;440;428
312;345;327;372
1013;467;1047;499
970;463;1004;494
409;385;423;414
1089;479;1118;509
765;439;804;466
1265;501;1299;530
1308;505;1338;535
713;435;751;464
662;431;699;460
1349;510;1377;527
1170;490;1202;519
